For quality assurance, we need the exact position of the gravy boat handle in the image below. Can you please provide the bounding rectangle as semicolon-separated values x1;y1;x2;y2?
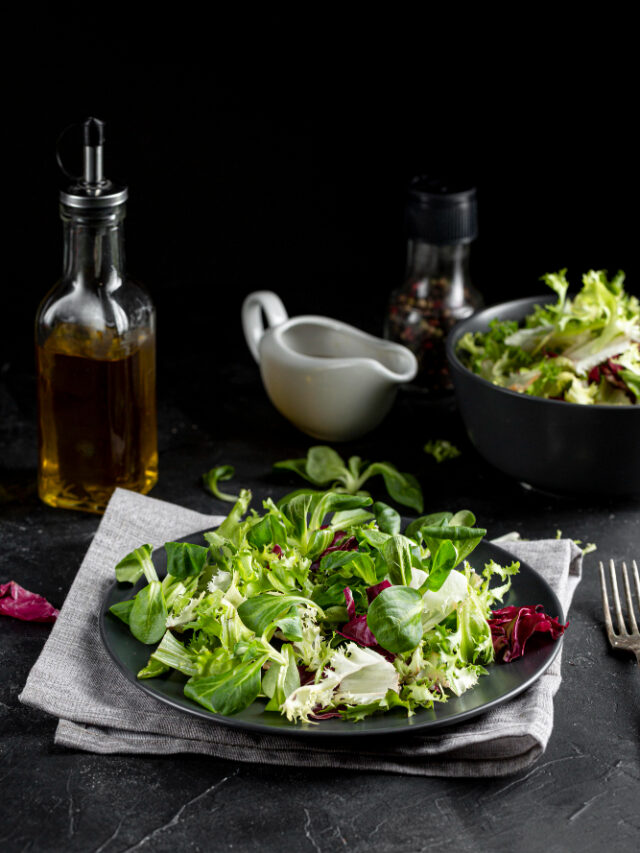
242;291;288;363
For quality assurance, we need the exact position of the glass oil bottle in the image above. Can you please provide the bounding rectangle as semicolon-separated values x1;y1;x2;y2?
36;118;157;513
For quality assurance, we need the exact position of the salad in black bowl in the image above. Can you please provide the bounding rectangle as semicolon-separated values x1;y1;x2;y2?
446;269;640;497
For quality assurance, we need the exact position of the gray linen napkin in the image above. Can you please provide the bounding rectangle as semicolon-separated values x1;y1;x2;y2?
20;488;582;778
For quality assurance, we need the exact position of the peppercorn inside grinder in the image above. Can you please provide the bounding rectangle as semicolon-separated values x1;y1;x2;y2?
384;176;482;393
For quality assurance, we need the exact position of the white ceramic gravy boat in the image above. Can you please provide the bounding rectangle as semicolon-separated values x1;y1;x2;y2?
242;291;417;440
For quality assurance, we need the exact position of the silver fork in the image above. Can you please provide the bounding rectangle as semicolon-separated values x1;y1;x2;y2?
599;559;640;665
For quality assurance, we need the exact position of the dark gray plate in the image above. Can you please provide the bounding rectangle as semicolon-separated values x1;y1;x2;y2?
100;535;564;738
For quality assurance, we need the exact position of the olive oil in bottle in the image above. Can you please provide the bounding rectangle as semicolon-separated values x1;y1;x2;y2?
36;118;157;513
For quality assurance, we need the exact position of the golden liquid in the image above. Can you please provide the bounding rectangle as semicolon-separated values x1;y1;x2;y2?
36;325;158;513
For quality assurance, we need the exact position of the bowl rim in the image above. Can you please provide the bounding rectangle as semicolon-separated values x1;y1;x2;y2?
445;294;640;412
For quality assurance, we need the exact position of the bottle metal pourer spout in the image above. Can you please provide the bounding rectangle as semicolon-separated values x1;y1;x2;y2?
82;117;106;186
58;117;128;209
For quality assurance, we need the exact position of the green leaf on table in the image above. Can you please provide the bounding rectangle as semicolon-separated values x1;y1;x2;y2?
367;586;423;654
424;440;461;463
273;457;317;484
129;580;168;645
367;463;423;513
202;465;239;502
274;447;423;514
305;446;349;484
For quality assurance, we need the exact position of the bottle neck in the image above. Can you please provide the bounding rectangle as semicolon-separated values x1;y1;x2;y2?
61;204;126;291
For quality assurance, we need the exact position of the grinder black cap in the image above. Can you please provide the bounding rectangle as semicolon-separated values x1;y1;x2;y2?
406;175;478;245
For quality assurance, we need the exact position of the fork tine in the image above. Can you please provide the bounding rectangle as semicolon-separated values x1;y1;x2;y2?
633;560;640;606
599;561;615;640
608;559;627;635
621;562;639;635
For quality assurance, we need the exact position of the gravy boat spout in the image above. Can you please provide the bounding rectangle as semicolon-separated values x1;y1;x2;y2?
242;290;417;441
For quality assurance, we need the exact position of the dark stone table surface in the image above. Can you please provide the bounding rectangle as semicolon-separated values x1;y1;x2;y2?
1;362;639;853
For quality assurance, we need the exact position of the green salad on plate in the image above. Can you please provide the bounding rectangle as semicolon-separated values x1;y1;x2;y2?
110;490;523;723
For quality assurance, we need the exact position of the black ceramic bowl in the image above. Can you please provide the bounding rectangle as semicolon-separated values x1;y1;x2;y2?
446;295;640;497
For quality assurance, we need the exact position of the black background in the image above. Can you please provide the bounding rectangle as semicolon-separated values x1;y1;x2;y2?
2;63;637;429
2;63;639;852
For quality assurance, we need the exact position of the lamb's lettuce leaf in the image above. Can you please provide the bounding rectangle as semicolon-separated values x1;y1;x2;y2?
202;465;239;503
129;580;167;644
165;541;209;580
367;586;423;654
185;655;267;715
115;544;157;585
275;446;423;512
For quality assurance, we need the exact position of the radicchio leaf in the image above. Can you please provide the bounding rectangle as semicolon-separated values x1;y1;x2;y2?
297;666;318;686
366;580;392;603
0;581;59;623
338;586;378;647
588;356;627;391
489;604;567;662
338;614;379;648
310;530;359;571
343;586;356;620
337;586;394;660
309;710;344;720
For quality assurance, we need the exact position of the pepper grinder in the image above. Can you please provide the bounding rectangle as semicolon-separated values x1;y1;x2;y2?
384;176;482;393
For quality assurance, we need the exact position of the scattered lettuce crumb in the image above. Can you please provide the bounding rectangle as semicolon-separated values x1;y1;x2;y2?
424;440;461;463
556;529;597;555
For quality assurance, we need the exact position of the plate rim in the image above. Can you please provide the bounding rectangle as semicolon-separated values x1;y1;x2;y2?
99;535;565;738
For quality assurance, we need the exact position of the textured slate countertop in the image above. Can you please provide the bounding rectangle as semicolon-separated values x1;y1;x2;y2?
1;364;639;853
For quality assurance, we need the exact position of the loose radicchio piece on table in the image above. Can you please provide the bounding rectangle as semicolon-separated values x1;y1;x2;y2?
0;581;59;623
